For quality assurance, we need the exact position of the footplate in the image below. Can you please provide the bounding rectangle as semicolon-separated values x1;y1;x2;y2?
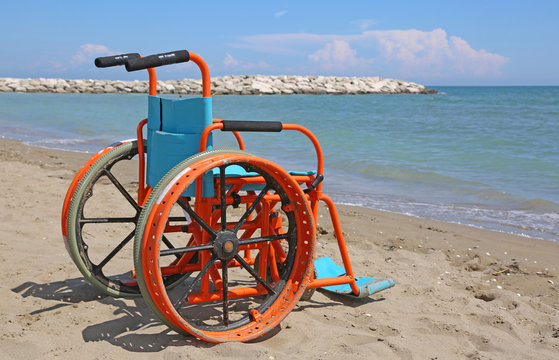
314;256;395;298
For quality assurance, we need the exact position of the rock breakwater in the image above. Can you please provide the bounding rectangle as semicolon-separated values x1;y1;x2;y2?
0;75;436;95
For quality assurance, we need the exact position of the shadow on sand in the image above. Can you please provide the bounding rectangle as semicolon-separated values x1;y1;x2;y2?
11;277;383;352
11;277;213;351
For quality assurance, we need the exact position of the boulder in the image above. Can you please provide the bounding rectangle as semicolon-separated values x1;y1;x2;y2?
0;76;437;95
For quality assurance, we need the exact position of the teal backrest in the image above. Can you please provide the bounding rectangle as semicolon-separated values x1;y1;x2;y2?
146;95;213;192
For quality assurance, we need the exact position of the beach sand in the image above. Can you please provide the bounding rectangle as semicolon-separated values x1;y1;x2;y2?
0;138;558;359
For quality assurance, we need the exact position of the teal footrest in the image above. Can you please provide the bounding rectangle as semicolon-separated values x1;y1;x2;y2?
314;256;395;298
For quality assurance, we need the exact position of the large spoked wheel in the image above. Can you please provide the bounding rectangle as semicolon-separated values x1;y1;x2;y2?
66;140;186;297
62;140;130;255
134;149;315;342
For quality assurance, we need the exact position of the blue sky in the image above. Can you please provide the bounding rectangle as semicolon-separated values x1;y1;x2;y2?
2;1;558;85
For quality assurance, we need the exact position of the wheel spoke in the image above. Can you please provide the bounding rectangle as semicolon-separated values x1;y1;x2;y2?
162;235;184;260
93;229;135;273
174;254;217;308
234;254;276;294
232;184;271;233
70;142;189;296
102;169;140;211
220;166;227;231
177;198;216;238
239;233;291;246
80;216;137;224
168;216;188;222
222;260;229;326
132;152;319;340
159;243;213;257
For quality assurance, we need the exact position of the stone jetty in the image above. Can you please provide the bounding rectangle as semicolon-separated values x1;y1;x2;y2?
0;75;436;95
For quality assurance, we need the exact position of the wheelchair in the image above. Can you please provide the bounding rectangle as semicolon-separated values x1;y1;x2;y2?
61;50;394;343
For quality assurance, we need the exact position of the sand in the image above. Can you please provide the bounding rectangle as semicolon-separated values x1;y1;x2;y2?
0;137;558;359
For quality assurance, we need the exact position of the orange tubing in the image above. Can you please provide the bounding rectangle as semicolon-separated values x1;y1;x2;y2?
213;119;246;150
199;123;223;152
146;53;209;97
199;123;323;176
196;120;360;295
136;119;148;205
318;194;360;295
189;53;211;97
147;68;157;96
307;275;354;289
282;124;324;183
232;131;246;150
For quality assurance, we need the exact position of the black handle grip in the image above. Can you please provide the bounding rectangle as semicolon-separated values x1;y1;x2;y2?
125;50;190;72
304;174;324;193
221;120;283;132
94;53;141;68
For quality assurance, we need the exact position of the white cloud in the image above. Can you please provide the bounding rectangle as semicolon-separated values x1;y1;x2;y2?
365;29;451;72
71;44;112;66
308;40;373;70
220;53;271;72
351;18;376;31
223;53;239;67
448;36;509;76
229;28;509;77
360;29;509;77
274;10;288;18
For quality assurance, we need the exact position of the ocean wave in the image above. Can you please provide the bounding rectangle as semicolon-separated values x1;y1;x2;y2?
354;165;477;186
329;191;559;241
2;90;557;241
30;138;94;145
519;198;559;211
24;137;117;153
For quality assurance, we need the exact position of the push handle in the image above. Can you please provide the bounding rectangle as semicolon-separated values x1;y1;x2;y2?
221;120;283;132
303;174;324;194
94;53;141;68
125;50;190;72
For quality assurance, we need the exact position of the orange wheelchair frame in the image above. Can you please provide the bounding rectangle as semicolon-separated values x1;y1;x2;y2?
62;50;393;342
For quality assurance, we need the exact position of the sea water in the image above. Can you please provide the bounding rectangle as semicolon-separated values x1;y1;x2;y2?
0;87;557;241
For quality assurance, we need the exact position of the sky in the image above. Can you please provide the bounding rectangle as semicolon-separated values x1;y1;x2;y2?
2;1;558;85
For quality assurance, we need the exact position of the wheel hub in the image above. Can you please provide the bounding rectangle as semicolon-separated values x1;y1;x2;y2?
213;230;239;261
